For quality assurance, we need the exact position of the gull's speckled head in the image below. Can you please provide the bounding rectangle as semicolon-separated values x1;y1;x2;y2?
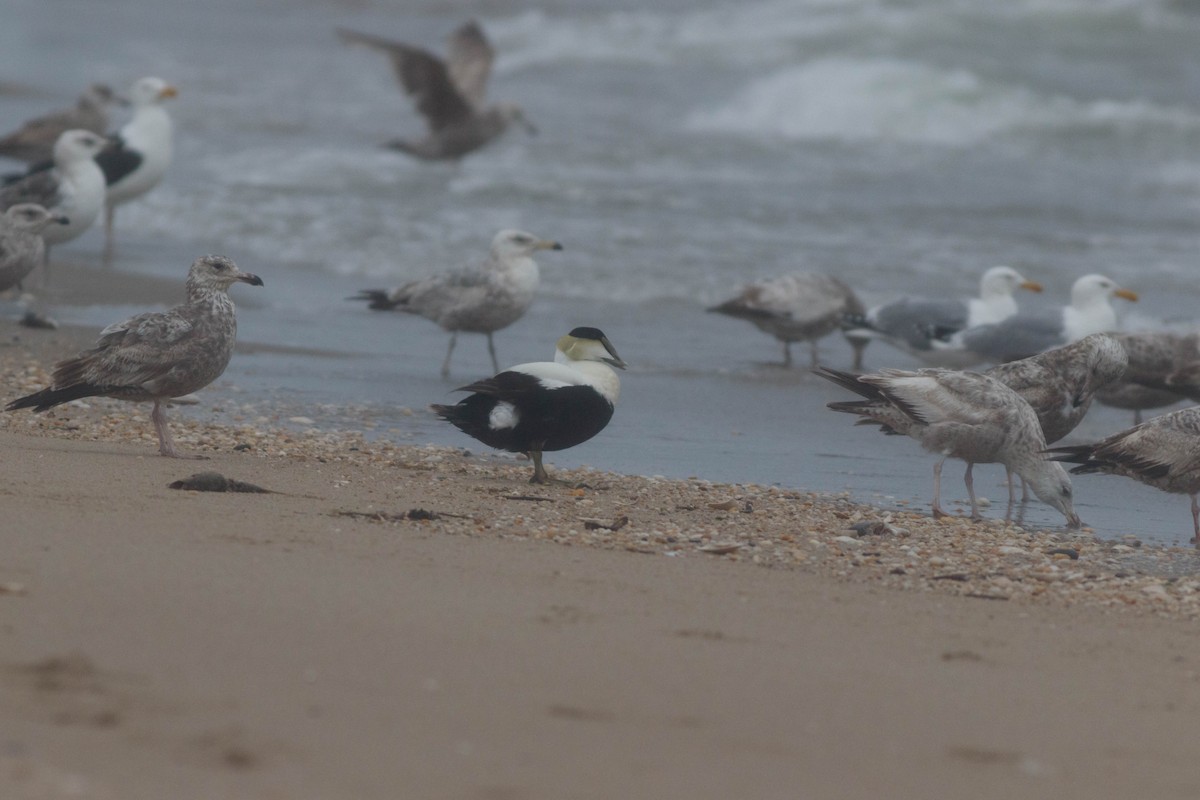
187;255;264;291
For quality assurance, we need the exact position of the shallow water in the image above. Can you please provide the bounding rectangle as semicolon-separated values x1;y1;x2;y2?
5;0;1200;545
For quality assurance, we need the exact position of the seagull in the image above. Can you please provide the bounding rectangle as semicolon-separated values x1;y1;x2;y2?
1094;331;1199;423
0;83;123;164
984;333;1129;445
815;365;1081;527
350;229;562;377
96;77;177;264
0;129;107;253
0;204;69;292
337;21;536;160
1048;407;1200;542
928;274;1137;365
842;266;1043;367
707;272;867;368
432;327;625;484
5;255;263;458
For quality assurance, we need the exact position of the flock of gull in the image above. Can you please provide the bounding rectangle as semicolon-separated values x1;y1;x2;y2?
2;21;1200;540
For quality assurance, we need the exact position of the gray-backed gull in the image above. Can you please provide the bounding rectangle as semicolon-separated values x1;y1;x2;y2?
351;229;562;377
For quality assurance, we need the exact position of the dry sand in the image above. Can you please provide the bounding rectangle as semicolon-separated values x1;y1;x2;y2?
2;309;1200;799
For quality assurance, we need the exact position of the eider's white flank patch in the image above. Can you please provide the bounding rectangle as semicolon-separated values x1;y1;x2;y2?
489;401;519;430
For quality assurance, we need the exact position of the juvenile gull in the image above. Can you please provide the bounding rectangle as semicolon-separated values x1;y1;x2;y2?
351;229;562;377
928;274;1137;365
984;333;1129;445
842;266;1042;367
815;366;1081;526
5;255;263;458
1094;331;1200;422
0;130;107;250
337;21;536;160
0;204;69;292
0;83;122;164
433;327;625;484
708;272;867;368
96;77;177;264
1048;407;1200;541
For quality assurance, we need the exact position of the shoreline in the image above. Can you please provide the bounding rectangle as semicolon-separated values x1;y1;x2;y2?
5;322;1200;797
2;324;1198;619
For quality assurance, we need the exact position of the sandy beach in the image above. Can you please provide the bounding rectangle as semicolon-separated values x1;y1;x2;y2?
1;303;1200;800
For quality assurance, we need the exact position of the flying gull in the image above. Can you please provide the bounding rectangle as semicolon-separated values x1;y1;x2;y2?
927;273;1137;365
5;255;263;458
351;229;562;377
337;21;536;160
0;129;107;253
433;327;625;484
1048;407;1200;542
707;272;867;368
0;204;69;293
816;365;1081;527
96;77;177;264
842;266;1043;367
0;83;123;164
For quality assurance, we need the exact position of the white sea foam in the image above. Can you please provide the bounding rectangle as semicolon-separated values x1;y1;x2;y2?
686;56;1200;146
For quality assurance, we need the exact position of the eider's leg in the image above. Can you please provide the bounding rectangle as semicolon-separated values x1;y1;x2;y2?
102;204;116;267
529;450;549;484
931;457;948;518
1006;467;1016;505
486;332;499;374
441;332;458;379
781;341;792;367
1133;408;1143;425
153;399;204;459
963;462;982;520
809;340;820;368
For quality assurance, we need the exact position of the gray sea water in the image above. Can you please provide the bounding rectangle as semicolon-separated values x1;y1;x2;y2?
5;0;1200;545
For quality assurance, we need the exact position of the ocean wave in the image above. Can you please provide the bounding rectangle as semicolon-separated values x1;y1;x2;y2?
685;57;1200;146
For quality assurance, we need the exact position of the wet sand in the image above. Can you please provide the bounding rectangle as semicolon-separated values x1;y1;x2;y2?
3;305;1200;798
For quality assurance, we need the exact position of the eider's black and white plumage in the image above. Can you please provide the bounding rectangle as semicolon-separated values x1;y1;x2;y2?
96;77;177;263
432;327;625;483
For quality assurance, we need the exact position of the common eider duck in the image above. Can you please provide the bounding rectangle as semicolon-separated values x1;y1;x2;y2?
432;327;625;483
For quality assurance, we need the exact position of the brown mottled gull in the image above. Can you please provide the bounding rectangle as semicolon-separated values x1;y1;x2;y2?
927;274;1137;365
1094;331;1200;422
1048;407;1200;541
0;129;107;249
984;333;1129;445
815;366;1081;527
351;229;562;377
5;255;263;458
0;204;68;292
841;266;1042;368
707;272;867;369
337;21;535;160
0;83;122;164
